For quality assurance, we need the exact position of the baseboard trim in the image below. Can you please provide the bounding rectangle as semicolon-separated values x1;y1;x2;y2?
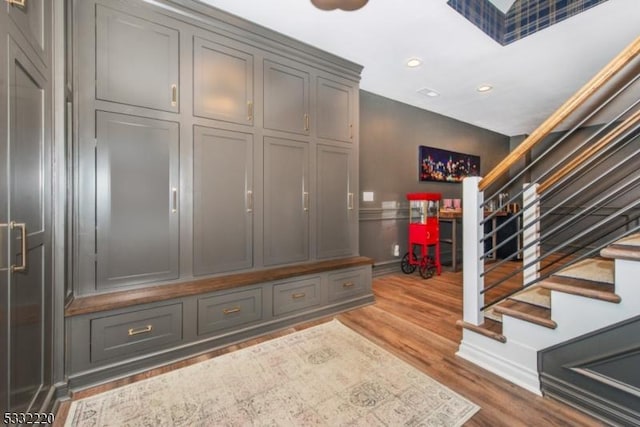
541;374;640;426
456;339;542;396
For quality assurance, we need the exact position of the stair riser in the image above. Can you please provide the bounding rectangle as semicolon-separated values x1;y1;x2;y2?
458;331;541;395
614;259;639;297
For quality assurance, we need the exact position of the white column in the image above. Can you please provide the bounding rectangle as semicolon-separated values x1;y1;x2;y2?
522;183;540;287
462;177;484;325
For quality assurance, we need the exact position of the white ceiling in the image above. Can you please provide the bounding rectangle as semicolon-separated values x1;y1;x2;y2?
201;0;640;136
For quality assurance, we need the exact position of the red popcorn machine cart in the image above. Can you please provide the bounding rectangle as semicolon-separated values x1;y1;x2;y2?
401;192;442;279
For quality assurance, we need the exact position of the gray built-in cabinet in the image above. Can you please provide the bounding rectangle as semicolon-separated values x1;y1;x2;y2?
66;0;371;388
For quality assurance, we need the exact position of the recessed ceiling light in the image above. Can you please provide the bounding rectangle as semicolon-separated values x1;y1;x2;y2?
418;88;439;97
406;58;422;68
477;84;493;92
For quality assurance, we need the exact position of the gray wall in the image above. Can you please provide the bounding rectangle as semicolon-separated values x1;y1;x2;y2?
358;90;510;270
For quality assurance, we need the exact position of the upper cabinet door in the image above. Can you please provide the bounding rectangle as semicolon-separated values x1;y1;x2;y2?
193;36;254;126
7;0;50;66
316;77;355;143
95;5;179;112
263;60;309;136
95;112;180;289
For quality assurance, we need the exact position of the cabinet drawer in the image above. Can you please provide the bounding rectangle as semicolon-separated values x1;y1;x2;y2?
273;277;320;316
328;270;366;303
90;304;183;363
198;288;262;335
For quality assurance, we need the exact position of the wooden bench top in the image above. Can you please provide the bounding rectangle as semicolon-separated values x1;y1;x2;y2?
65;256;374;317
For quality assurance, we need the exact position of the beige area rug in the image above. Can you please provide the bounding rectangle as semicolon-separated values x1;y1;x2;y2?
555;258;614;284
65;320;479;426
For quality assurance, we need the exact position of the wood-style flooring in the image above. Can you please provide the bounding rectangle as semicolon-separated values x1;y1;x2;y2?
54;269;604;427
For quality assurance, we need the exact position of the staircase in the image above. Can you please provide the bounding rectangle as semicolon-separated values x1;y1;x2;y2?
457;234;640;394
454;34;640;414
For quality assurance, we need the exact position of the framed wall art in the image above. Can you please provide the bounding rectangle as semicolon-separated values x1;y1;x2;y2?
419;145;480;183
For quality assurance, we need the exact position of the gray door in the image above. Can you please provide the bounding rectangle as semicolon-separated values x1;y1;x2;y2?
96;112;180;289
193;35;254;126
193;126;253;275
95;4;179;112
263;60;309;135
316;77;354;143
263;137;309;265
317;144;355;258
1;0;52;414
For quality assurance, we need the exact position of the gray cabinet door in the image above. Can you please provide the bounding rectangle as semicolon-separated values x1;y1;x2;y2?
6;0;49;65
96;112;180;289
317;144;356;258
1;35;52;414
263;137;309;265
263;60;309;135
316;77;354;143
95;4;179;112
193;126;253;275
194;36;254;126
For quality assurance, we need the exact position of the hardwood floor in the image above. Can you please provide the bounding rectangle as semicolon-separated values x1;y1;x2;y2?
54;269;604;427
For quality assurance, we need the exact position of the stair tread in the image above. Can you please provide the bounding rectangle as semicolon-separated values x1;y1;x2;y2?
539;275;620;303
456;319;506;343
554;258;614;284
509;285;550;309
494;299;557;329
601;233;640;261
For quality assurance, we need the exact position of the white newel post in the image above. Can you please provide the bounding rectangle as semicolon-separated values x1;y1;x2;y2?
462;177;484;326
522;183;540;287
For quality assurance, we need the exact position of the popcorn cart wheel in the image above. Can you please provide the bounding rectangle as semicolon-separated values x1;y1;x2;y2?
400;192;441;279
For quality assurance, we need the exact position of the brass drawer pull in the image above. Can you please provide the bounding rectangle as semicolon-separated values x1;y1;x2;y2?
128;325;153;336
343;282;355;288
7;0;26;7
292;292;306;300
223;306;241;315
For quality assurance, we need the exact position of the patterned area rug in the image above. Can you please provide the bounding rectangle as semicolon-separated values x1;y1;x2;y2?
65;320;479;426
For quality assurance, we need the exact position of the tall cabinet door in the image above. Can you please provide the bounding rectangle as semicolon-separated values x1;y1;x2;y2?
193;127;253;275
96;112;180;289
316;77;355;143
1;0;53;412
317;144;356;258
95;4;180;112
193;36;254;126
264;137;309;265
263;60;310;135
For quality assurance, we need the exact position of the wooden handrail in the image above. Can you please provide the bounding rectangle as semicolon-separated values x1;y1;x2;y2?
537;109;640;194
479;36;640;191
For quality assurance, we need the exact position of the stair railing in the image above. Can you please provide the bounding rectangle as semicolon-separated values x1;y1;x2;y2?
462;36;640;326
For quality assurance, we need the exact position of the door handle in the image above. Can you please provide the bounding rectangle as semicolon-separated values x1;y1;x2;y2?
303;192;309;212
171;84;178;107
304;113;309;131
247;101;254;121
6;0;26;7
348;193;354;210
10;221;27;273
172;188;178;213
0;223;7;272
247;190;253;213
